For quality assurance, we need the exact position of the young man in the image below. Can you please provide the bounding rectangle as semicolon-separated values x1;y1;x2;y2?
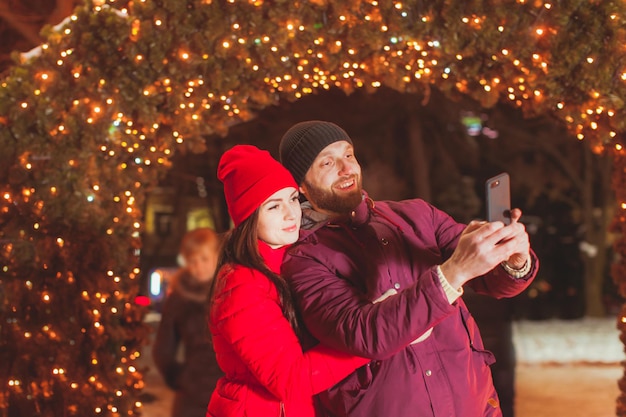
279;120;538;417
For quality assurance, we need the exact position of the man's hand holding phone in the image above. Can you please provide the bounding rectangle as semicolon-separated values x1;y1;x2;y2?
440;220;524;289
485;172;530;270
440;174;532;289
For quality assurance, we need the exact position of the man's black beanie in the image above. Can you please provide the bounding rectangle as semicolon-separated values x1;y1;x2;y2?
279;120;353;185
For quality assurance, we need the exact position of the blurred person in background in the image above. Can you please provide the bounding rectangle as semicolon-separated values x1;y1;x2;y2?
153;227;224;417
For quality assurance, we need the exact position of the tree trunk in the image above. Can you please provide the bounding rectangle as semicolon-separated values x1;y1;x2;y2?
581;145;610;317
582;254;606;317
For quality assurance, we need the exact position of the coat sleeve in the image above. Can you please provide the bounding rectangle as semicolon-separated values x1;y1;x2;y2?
282;253;457;360
152;294;183;390
467;251;539;297
430;202;539;298
212;267;370;402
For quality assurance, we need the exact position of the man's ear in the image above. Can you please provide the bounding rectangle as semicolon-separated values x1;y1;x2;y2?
298;184;310;203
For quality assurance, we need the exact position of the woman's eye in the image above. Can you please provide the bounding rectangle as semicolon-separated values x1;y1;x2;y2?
268;205;279;210
290;196;299;202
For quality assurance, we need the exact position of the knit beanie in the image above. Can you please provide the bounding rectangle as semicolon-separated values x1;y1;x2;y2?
279;120;353;185
217;145;298;226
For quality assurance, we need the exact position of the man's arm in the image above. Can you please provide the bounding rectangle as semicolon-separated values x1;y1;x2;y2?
282;254;457;360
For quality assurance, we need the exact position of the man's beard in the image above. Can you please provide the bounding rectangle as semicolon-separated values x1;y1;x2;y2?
303;175;363;216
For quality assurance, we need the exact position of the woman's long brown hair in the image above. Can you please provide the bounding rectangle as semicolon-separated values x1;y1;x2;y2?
208;209;300;336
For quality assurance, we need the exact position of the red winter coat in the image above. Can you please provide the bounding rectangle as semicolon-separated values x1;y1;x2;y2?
206;240;368;417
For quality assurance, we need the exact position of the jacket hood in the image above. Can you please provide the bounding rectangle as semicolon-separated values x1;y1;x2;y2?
300;200;330;231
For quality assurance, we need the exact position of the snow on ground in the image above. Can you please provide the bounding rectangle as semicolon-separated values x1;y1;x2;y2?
140;317;625;417
513;317;624;364
514;317;623;417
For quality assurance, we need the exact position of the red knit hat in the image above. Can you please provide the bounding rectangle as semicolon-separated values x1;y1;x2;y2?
217;145;298;226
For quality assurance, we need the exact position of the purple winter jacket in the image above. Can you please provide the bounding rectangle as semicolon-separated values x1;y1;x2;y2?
282;195;538;417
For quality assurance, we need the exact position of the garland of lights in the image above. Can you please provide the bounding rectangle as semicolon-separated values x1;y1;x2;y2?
0;0;625;415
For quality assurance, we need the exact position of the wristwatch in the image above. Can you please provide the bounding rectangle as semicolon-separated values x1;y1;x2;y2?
500;259;531;278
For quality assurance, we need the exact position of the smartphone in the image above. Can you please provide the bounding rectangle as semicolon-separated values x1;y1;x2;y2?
486;173;511;225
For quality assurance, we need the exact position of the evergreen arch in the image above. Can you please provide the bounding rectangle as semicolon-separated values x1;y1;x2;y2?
1;0;626;415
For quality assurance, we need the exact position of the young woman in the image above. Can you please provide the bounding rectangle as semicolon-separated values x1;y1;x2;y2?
207;145;368;417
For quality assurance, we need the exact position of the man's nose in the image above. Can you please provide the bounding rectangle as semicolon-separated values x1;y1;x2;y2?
337;159;353;176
